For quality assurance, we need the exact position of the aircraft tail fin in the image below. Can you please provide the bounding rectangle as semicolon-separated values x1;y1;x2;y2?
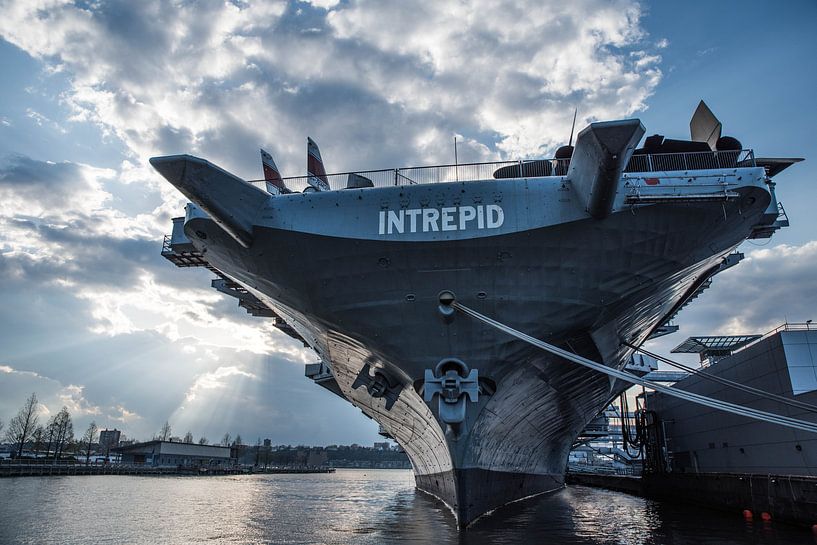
307;137;330;191
260;148;289;194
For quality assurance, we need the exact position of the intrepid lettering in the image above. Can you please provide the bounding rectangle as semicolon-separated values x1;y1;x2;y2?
379;205;504;235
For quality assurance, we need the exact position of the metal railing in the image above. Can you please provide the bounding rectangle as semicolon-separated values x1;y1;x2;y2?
246;150;756;193
704;322;816;362
0;458;83;466
761;322;815;339
624;149;755;173
264;160;570;193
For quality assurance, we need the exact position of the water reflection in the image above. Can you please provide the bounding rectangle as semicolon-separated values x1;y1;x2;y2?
0;470;814;544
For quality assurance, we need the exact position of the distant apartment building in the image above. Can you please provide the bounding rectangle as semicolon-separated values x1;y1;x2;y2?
98;429;121;455
373;442;391;451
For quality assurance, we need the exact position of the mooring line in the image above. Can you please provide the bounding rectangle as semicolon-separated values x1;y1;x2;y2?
450;301;817;434
623;341;817;414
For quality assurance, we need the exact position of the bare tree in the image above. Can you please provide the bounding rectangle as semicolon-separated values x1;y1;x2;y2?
221;432;231;447
44;417;56;458
31;426;45;457
198;436;209;445
0;417;4;436
232;434;245;463
50;407;74;460
5;392;40;458
65;438;79;456
82;421;99;466
183;431;194;444
158;421;172;441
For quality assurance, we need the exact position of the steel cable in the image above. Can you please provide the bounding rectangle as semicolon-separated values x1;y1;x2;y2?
451;301;817;435
623;341;817;414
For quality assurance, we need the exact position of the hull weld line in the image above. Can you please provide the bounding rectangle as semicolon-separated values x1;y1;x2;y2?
464;484;566;528
452;302;817;434
415;485;460;524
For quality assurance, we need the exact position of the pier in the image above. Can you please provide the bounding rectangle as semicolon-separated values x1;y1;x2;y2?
567;471;817;528
0;460;335;478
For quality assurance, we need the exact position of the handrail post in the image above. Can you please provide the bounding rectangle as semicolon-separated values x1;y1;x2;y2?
394;169;399;186
518;160;523;178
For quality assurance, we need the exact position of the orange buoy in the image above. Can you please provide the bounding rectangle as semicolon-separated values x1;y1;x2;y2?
761;512;772;522
742;509;753;520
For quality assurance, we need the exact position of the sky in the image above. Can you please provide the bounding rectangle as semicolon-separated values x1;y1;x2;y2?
0;0;815;446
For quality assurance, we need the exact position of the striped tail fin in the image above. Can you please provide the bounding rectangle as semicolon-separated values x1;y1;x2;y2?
260;148;289;194
307;137;330;191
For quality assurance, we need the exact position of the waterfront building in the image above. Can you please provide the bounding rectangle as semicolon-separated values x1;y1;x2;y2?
647;324;817;476
114;440;234;467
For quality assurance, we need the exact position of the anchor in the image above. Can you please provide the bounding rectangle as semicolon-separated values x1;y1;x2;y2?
423;358;479;434
352;363;402;410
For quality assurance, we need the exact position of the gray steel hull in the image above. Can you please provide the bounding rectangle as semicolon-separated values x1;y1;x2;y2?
181;176;771;526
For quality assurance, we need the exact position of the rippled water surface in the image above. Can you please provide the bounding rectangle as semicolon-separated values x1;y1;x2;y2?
0;469;814;544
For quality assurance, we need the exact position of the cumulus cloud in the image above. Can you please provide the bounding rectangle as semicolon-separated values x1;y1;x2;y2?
183;365;257;404
0;363;137;430
0;0;662;176
0;277;374;443
57;384;103;417
645;241;817;361
0;154;113;219
683;242;817;333
0;153;310;357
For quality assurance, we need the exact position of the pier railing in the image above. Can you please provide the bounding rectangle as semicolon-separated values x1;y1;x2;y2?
247;149;756;193
0;460;335;478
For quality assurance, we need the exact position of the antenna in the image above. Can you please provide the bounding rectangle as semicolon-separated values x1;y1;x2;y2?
454;136;459;182
454;136;459;165
568;108;578;147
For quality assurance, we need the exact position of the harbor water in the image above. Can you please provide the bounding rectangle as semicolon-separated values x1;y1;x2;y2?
0;469;813;544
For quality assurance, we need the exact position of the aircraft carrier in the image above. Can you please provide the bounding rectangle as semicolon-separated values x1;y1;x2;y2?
153;102;797;527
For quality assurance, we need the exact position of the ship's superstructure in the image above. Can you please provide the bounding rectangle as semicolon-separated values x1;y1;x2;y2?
154;102;799;527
